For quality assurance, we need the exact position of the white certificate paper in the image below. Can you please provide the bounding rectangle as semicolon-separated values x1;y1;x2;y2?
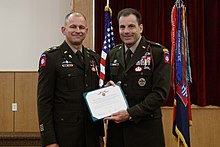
83;84;128;121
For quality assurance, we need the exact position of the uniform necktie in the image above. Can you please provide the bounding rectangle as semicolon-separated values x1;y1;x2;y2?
125;49;132;66
76;50;84;65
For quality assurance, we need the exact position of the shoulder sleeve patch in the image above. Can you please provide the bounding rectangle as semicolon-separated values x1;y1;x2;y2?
163;48;170;64
39;53;47;67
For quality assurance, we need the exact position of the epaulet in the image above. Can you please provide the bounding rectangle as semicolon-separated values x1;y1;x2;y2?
146;40;163;47
86;48;99;57
86;48;96;53
147;40;168;51
46;46;60;53
112;44;122;50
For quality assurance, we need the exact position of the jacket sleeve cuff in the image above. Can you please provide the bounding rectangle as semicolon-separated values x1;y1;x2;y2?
40;132;57;147
127;106;143;123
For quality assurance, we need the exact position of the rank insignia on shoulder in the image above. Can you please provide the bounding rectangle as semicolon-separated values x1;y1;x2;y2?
40;54;46;67
163;48;170;64
113;44;122;50
47;46;59;52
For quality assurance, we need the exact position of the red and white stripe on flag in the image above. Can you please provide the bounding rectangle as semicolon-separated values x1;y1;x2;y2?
99;6;114;87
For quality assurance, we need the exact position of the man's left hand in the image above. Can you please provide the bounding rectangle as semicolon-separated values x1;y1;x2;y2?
104;110;129;123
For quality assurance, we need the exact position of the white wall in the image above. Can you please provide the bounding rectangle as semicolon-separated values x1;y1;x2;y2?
0;0;72;71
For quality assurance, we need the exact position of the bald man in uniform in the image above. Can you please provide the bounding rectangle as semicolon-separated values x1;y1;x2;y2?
37;12;104;147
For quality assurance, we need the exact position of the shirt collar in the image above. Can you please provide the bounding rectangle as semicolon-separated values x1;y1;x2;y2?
65;41;83;54
72;48;83;54
124;36;142;54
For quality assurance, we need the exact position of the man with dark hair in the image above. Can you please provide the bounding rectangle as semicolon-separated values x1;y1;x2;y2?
37;12;104;147
104;8;171;147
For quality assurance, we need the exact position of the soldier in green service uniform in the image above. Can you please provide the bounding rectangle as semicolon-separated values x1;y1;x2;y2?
104;8;171;147
37;12;104;147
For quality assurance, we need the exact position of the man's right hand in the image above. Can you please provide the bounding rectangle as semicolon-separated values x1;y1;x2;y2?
105;80;116;87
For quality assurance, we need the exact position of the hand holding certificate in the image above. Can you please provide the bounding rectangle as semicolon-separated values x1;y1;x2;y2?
83;83;128;121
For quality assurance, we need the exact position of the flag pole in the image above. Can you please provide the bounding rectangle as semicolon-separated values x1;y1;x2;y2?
100;0;114;146
172;0;192;147
103;1;111;146
103;0;109;143
178;137;180;147
103;0;108;144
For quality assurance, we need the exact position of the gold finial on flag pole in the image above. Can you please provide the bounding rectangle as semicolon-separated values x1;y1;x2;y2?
104;0;112;17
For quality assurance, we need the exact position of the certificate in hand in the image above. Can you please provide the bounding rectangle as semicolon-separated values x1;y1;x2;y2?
83;83;128;121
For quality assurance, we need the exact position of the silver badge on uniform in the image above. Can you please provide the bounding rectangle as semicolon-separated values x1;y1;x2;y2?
62;60;73;67
138;78;146;87
110;59;119;66
40;124;44;132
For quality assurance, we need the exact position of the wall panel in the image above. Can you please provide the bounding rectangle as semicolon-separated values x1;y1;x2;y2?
14;72;38;132
0;73;14;132
72;0;93;49
162;106;220;147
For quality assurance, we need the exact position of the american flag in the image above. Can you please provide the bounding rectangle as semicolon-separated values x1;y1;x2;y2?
171;1;192;147
99;6;114;87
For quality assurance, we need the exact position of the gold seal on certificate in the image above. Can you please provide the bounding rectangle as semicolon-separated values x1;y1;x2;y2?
83;83;128;121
